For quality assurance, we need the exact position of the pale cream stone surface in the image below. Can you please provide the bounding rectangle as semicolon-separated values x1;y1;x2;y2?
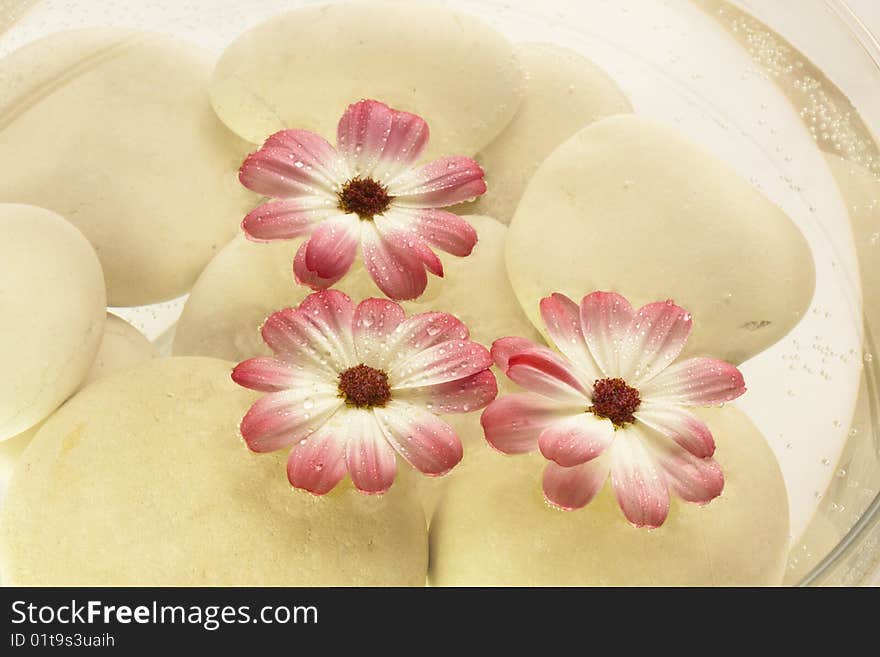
0;314;156;481
0;204;105;441
83;314;158;386
210;2;523;158
0;357;428;585
506;115;816;365
429;405;789;586
0;28;256;306
467;43;631;223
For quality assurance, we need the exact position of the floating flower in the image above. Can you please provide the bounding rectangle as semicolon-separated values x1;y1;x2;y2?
238;99;486;300
232;290;497;494
480;291;746;528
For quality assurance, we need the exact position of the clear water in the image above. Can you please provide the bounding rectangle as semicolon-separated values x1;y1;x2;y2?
1;0;877;583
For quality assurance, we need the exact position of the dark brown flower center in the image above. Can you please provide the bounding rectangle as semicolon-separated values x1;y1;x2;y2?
338;177;392;219
589;377;641;427
338;364;391;408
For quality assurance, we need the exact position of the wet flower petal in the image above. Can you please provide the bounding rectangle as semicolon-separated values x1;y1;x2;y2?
641;357;746;405
286;412;349;494
481;393;578;454
610;427;670;528
374;401;463;476
389;156;487;207
344;409;398;494
538;412;614;467
240;388;341;453
579;291;634;378
618;300;692;384
242;198;334;242
543;456;610;510
635;403;716;458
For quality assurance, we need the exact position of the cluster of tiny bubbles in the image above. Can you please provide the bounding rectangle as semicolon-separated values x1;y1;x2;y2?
715;4;880;174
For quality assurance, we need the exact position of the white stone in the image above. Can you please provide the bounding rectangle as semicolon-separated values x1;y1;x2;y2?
210;2;523;158
467;43;631;223
0;357;427;585
0;314;156;482
507;115;816;364
429;405;789;586
83;314;158;387
0;204;105;441
0;28;257;306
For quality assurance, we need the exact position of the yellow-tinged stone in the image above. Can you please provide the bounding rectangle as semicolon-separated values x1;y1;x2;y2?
0;314;156;481
0;204;105;441
0;357;427;585
467;43;631;223
210;2;523;157
507;115;815;365
83;314;158;386
429;405;789;586
0;28;256;306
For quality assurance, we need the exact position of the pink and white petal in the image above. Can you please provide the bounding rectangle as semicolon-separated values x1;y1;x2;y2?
480;393;579;455
579;291;635;378
374;401;463;476
395;208;478;257
543;456;610;511
371;109;431;182
541;293;602;381
634;403;716;458
293;240;348;290
640;357;746;406
617;300;693;384
388;156;487;208
260;291;357;374
239;146;340;200
491;336;543;372
304;213;361;280
336;99;394;178
506;349;589;403
343;409;398;494
286;419;348;495
380;312;470;374
361;222;428;301
352;297;407;368
295;290;358;369
262;129;349;189
241;199;332;242
644;432;724;504
232;356;323;392
374;213;444;277
394;369;498;414
239;389;341;453
609;427;670;528
538;412;615;467
389;339;492;389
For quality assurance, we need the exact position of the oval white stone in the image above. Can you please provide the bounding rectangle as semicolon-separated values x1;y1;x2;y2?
210;2;523;157
467;43;632;223
0;28;257;306
429;405;789;586
507;115;816;364
0;357;428;585
0;314;156;482
0;204;105;441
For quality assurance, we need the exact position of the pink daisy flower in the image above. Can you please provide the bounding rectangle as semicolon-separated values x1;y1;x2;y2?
480;291;747;528
232;290;497;495
238;99;486;301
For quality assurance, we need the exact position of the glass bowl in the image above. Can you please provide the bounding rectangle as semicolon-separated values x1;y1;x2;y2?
0;0;877;586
